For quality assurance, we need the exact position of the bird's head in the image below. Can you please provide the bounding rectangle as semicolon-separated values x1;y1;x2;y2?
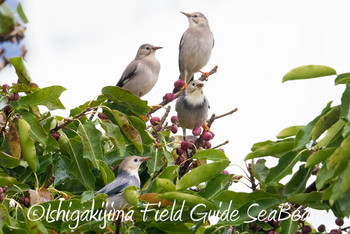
181;12;209;27
118;156;150;173
184;80;205;105
136;44;162;58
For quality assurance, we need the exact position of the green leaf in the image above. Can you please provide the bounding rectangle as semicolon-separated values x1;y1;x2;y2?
100;120;126;155
97;160;115;185
110;109;143;154
18;85;66;110
0;204;10;231
20;112;47;145
328;134;350;168
155;178;176;192
0;150;20;168
280;218;298;234
305;147;336;168
176;160;230;190
16;3;28;23
8;57;31;84
102;86;150;115
329;161;350;204
192;149;228;161
335;73;350;85
311;106;341;141
282;65;336;83
245;139;294;160
0;2;15;35
64;136;95;190
265;151;301;185
158;192;216;210
123;186;139;207
77;121;103;169
340;84;350;121
17;118;37;171
283;164;312;196
199;173;233;199
317;119;345;148
277;125;304;139
147;148;166;176
332;188;350;217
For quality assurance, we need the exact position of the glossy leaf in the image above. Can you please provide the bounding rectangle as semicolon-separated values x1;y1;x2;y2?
0;150;20;168
147;148;166;176
283;164;312;196
317;119;345;148
176;160;230;190
78;121;103;169
21;112;47;145
305;147;336;167
329;161;350;204
100;120;126;155
199;173;233;199
277;125;304;139
328;134;350;168
265;151;301;184
280;218;298;234
335;73;350;85
311;106;340;141
0;3;15;35
98;160;115;185
251;159;269;184
102;86;150;115
18;118;37;171
158;192;216;210
245;139;294;160
282;65;336;83
192;149;228;161
123;186;139;207
156;178;176;191
340;84;350;121
18;85;66;110
8;57;31;84
138;193;174;206
16;3;28;23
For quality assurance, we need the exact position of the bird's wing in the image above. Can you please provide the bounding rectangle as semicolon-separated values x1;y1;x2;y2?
95;176;130;196
178;32;186;71
116;60;139;87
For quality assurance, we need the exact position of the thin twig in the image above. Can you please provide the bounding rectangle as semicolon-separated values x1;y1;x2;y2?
206;114;216;129
154;106;171;133
214;108;238;120
148;66;218;115
213;140;229;149
52;107;92;132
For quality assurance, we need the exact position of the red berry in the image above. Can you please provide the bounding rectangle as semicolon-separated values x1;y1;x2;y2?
202;131;213;141
110;165;115;171
170;116;178;124
268;231;276;234
302;225;312;234
335;218;344;226
150;117;160;126
98;113;106;120
219;148;225;152
222;170;230;175
176;156;184;165
210;131;215;139
171;125;178;134
0;193;4;200
273;220;280;228
24;197;30;206
181;141;190;150
13;93;19;101
174;79;185;88
0;187;3;193
176;146;184;155
192;126;202;136
330;229;341;234
163;93;175;102
204;141;212;149
2;84;8;93
52;132;60;141
318;224;326;232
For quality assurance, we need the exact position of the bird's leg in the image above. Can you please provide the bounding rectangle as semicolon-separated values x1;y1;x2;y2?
203;123;210;132
182;128;187;141
200;71;211;81
182;75;188;90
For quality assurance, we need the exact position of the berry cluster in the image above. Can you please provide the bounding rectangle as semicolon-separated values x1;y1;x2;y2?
19;196;30;207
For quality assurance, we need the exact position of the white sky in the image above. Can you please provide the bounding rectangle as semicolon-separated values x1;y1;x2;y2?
1;0;349;230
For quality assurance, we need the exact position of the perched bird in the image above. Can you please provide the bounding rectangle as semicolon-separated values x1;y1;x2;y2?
95;156;150;210
174;12;214;93
175;80;209;138
117;44;162;97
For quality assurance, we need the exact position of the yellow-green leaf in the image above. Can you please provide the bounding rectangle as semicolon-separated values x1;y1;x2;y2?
282;65;336;83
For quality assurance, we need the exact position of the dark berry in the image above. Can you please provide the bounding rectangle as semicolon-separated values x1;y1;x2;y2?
2;84;8;93
268;231;276;234
192;161;198;168
176;156;184;165
24;197;30;206
170;116;178;124
171;125;178;134
318;224;326;232
163;93;175;102
181;141;190;150
210;131;215;139
330;229;341;234
273;220;280;228
335;218;344;226
52;132;60;141
13;93;19;101
150;117;160;126
20;197;25;204
204;141;212;149
222;170;230;175
302;225;312;234
98;113;106;120
3;105;11;114
202;131;213;141
176;146;184;155
192;126;202;136
174;79;185;88
295;231;302;234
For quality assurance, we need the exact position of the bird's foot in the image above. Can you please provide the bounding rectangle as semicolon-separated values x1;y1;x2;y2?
182;75;188;90
203;123;210;132
200;71;211;81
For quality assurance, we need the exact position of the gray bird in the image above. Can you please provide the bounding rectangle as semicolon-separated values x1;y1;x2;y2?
174;12;214;93
95;156;150;210
117;44;162;97
175;80;209;138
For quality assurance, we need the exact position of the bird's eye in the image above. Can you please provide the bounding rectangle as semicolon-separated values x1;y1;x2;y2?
146;47;150;50
134;158;138;162
193;15;198;18
192;83;196;86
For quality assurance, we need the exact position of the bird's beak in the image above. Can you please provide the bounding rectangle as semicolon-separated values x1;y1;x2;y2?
180;11;191;17
140;157;150;162
196;82;204;88
153;46;163;51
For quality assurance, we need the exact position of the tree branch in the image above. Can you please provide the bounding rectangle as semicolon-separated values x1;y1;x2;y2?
52;107;92;132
